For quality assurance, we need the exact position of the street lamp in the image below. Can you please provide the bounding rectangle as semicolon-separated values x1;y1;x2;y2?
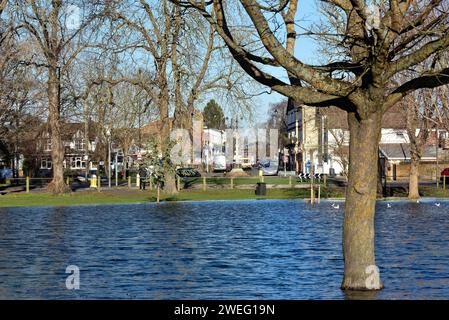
106;128;111;188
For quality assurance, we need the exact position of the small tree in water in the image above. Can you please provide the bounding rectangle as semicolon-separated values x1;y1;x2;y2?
142;138;177;202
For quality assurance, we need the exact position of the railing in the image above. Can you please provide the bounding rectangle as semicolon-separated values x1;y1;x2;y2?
1;173;330;194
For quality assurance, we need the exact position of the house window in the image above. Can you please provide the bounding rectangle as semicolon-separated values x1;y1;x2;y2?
45;139;52;151
41;159;52;169
70;157;86;169
75;139;85;151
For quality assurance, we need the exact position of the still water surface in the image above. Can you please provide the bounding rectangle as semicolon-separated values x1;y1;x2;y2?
0;199;448;299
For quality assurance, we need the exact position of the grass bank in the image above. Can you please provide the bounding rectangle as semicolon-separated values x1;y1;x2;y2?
0;187;345;208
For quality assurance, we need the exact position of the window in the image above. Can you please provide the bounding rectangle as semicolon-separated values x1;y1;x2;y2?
41;159;52;169
70;157;86;169
44;139;52;151
75;139;85;151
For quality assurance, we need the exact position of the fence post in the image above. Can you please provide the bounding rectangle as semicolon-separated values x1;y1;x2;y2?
310;178;315;205
97;175;101;192
203;176;206;191
437;170;440;188
66;176;70;186
26;176;30;193
289;175;292;188
318;185;321;205
230;177;234;189
136;174;140;189
128;176;131;190
177;176;181;191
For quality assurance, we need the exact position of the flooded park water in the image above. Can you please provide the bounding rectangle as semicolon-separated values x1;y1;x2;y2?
0;199;448;299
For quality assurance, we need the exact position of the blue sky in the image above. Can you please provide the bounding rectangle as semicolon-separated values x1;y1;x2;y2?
250;0;322;123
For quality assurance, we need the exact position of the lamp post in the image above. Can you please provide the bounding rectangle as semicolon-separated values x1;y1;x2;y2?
106;129;111;188
204;126;209;173
115;152;118;187
295;109;299;175
191;111;195;166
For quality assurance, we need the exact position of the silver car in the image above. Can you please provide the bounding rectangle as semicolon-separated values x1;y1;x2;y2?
261;160;279;176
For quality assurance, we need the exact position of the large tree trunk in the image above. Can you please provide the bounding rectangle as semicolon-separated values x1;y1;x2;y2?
159;85;178;196
47;66;70;194
408;158;420;200
341;111;383;291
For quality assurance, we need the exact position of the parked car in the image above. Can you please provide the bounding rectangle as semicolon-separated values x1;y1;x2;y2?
176;167;201;178
440;168;449;183
261;159;279;176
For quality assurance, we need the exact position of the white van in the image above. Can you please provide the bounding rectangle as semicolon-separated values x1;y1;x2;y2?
213;154;227;172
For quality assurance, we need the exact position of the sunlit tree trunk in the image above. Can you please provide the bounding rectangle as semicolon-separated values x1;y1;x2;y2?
408;156;420;200
47;66;69;194
342;110;383;290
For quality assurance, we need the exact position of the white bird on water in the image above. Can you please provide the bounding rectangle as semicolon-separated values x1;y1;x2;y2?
387;203;391;208
332;203;340;209
435;203;441;207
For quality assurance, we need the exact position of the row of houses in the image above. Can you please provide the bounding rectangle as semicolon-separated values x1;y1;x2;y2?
285;99;449;180
3;101;448;180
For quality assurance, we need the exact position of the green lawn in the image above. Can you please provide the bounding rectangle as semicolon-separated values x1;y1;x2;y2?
0;187;345;208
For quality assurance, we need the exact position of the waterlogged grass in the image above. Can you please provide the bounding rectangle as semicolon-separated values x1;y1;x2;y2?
181;176;325;186
0;187;345;208
420;186;449;198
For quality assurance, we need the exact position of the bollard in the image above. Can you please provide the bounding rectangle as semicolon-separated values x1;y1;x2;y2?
157;185;160;203
128;176;131;190
310;181;315;205
97;175;101;192
136;174;140;189
26;176;30;193
230;177;234;189
66;176;70;186
324;174;327;187
289;175;292;188
437;172;439;188
318;185;321;205
444;176;446;190
203;176;206;191
177;176;181;191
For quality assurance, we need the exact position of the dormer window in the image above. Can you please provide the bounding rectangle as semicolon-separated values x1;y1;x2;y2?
45;138;52;151
75;139;85;151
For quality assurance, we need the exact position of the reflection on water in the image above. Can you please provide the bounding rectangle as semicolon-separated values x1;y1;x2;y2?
0;199;448;299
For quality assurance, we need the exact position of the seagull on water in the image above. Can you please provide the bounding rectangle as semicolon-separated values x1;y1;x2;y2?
332;203;340;209
387;203;391;208
435;203;441;207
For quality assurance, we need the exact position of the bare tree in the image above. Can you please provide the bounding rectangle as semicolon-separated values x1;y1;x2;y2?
402;90;434;200
103;0;255;193
13;0;102;193
328;129;349;179
175;0;449;290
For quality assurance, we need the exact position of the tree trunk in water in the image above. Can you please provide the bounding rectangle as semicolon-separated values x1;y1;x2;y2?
408;159;420;200
47;67;70;194
164;173;178;195
341;111;383;291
